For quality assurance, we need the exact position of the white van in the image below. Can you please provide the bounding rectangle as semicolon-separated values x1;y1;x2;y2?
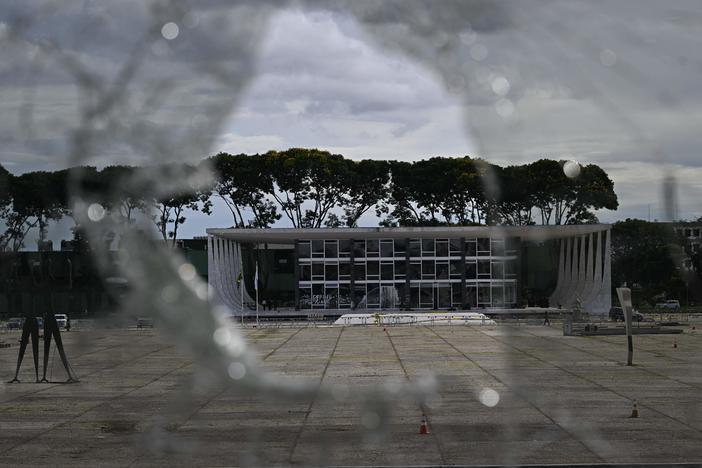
55;314;68;329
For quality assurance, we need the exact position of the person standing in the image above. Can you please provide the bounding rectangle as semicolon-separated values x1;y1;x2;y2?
543;310;551;326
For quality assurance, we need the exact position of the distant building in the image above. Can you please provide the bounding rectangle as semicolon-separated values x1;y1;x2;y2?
672;222;702;271
206;225;612;315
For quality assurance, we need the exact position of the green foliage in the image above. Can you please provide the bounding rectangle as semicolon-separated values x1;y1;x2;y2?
207;153;279;228
611;219;680;303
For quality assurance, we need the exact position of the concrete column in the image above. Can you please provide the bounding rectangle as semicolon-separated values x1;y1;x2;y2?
460;237;467;308
294;240;300;310
549;238;565;307
602;228;612;314
574;235;588;303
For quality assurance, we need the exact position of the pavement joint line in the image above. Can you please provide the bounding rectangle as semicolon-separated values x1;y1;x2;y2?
426;326;607;464
0;357;193;456
385;328;447;466
475;326;702;438
288;326;344;465
515;327;702;392
125;327;306;467
1;340;176;405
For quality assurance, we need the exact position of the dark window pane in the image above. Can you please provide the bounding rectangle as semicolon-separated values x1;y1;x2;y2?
465;262;477;279
477;238;490;253
465;240;477;257
408;239;421;257
367;261;379;277
422;260;435;277
353;285;366;308
492;285;504;306
339;239;352;256
478;285;491;304
298;242;311;259
491;240;504;256
436;262;449;279
436;240;448;257
325;240;338;258
408;262;420;280
339;262;351;278
394;260;407;276
420;284;433;307
381;262;393;280
452;283;462;306
312;240;324;255
380;240;393;258
465;286;477;307
300;264;311;281
449;238;462;254
367;239;379;253
478;260;491;276
353;240;365;258
394;239;407;255
492;261;504;279
353;262;365;280
422;239;435;256
450;260;462;278
325;263;338;281
312;262;324;278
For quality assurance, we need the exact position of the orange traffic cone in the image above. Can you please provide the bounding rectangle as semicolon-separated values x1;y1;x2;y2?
673;339;678;349
630;400;639;418
419;414;429;434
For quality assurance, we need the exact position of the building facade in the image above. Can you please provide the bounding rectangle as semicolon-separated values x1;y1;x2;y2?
206;225;612;314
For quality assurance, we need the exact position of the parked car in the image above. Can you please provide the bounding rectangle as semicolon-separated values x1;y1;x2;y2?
655;299;681;311
54;314;68;329
6;317;24;329
609;307;644;322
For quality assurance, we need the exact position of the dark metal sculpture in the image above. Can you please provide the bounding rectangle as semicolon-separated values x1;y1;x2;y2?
9;311;78;383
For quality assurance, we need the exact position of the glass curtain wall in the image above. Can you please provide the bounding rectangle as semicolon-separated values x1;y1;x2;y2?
297;237;519;310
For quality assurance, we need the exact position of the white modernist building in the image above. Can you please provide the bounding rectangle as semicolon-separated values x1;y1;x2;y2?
206;225;612;315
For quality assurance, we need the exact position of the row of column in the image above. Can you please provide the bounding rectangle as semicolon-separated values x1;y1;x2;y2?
207;236;254;314
549;229;611;314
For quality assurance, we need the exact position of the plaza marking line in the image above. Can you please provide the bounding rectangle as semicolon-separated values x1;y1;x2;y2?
1;334;174;405
469;326;702;439
125;326;306;468
288;326;344;464
515;326;702;392
425;326;606;464
384;327;447;466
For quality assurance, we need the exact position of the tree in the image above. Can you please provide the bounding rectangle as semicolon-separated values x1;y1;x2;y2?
4;171;67;251
497;164;536;226
0;164;12;250
527;159;618;225
97;165;146;225
265;148;350;228
611;219;680;304
208;153;279;228
342;159;390;227
381;157;489;226
151;164;212;247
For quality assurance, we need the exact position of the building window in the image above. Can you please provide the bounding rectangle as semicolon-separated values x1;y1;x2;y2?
298;241;311;259
312;262;324;280
354;262;366;280
353;240;365;258
422;260;435;279
478;259;491;278
477;238;490;256
325;240;338;259
422;238;435;257
325;263;338;281
312;240;324;258
339;239;351;257
380;239;394;258
300;264;311;281
367;260;380;279
394;239;407;256
436;261;449;279
408;239;421;257
436;239;449;257
339;262;351;280
366;239;380;257
449;238;462;255
381;262;394;280
465;239;477;257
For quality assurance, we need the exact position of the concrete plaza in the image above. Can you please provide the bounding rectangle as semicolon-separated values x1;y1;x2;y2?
2;323;702;466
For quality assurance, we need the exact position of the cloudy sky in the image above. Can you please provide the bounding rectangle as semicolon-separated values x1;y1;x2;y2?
1;0;701;240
